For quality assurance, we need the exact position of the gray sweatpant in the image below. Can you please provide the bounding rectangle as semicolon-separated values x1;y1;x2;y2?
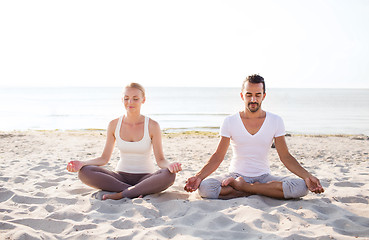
198;173;309;199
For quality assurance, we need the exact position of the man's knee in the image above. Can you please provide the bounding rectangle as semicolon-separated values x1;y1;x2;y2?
283;179;309;199
198;178;221;199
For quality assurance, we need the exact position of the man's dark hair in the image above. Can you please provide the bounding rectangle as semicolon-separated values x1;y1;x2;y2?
242;74;265;93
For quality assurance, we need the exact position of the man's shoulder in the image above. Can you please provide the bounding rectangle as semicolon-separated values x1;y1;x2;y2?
224;112;240;122
266;111;283;121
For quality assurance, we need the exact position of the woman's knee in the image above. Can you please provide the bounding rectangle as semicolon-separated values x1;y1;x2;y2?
164;169;176;186
78;165;94;181
153;168;176;187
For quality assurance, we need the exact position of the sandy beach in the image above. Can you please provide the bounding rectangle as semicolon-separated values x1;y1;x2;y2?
1;130;369;239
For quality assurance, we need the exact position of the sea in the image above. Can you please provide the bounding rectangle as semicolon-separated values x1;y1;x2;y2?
0;87;368;136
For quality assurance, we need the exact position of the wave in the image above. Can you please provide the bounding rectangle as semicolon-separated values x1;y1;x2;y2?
162;126;220;133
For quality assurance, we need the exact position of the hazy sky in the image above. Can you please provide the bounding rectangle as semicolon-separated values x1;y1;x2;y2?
1;0;368;88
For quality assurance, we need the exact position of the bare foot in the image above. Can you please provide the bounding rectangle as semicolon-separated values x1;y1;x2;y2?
228;177;252;191
222;177;236;187
102;192;123;200
220;177;253;199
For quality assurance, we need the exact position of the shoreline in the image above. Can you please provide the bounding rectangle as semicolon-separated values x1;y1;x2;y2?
1;129;369;139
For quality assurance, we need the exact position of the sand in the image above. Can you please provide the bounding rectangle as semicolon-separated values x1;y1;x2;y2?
0;130;369;240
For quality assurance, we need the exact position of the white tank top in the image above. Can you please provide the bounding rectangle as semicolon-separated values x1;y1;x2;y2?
114;115;155;173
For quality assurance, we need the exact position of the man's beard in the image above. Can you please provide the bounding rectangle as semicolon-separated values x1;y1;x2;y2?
248;102;260;112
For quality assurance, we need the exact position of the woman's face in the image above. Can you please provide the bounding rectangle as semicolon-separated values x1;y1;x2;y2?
123;87;145;113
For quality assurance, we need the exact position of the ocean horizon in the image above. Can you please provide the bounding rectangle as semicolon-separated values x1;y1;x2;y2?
0;87;368;136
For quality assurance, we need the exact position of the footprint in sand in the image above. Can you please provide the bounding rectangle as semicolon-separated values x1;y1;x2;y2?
66;188;94;195
48;211;86;222
0;221;17;230
335;196;368;204
35;182;59;188
14;176;27;183
334;182;364;187
112;219;135;229
312;205;339;219
11;195;47;204
72;223;97;231
0;177;10;182
141;218;165;228
159;226;177;239
30;166;53;171
333;218;369;237
10;218;71;234
45;204;55;213
346;215;369;228
0;189;14;203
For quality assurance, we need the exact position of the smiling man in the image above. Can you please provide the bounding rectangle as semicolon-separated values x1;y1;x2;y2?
184;74;324;200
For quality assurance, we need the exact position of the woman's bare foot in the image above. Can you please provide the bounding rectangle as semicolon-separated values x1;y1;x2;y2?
102;192;123;200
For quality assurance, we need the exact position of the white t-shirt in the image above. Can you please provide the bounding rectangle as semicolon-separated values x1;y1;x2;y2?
220;112;285;177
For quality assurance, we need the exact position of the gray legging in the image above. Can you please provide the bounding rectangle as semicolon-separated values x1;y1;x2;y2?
78;165;176;198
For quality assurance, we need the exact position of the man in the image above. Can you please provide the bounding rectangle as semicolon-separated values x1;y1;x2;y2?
184;74;324;199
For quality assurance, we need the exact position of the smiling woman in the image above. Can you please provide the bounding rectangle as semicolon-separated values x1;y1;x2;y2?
66;83;182;200
123;83;146;117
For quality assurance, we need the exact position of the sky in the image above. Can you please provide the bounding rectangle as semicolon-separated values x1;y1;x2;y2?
0;0;368;88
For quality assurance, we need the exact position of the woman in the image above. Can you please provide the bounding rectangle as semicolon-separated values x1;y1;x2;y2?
67;83;182;200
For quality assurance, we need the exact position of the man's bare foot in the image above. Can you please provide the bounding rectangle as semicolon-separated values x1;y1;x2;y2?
222;176;249;189
225;176;256;192
222;177;236;187
102;192;123;200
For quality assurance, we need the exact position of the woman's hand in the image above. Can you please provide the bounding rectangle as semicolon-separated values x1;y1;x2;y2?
67;160;85;172
167;162;182;173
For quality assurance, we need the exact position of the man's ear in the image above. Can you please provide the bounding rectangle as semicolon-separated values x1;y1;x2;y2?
240;92;247;101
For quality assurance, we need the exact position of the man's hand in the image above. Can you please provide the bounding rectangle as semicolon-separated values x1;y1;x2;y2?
305;175;324;194
184;176;202;192
67;160;84;172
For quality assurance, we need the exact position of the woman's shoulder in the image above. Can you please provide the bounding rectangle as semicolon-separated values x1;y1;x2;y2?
146;116;161;137
109;117;120;125
147;116;160;128
107;117;121;132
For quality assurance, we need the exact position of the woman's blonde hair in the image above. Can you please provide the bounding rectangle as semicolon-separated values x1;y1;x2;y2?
125;82;145;98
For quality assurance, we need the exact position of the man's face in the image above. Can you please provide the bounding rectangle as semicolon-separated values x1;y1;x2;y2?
241;82;266;113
